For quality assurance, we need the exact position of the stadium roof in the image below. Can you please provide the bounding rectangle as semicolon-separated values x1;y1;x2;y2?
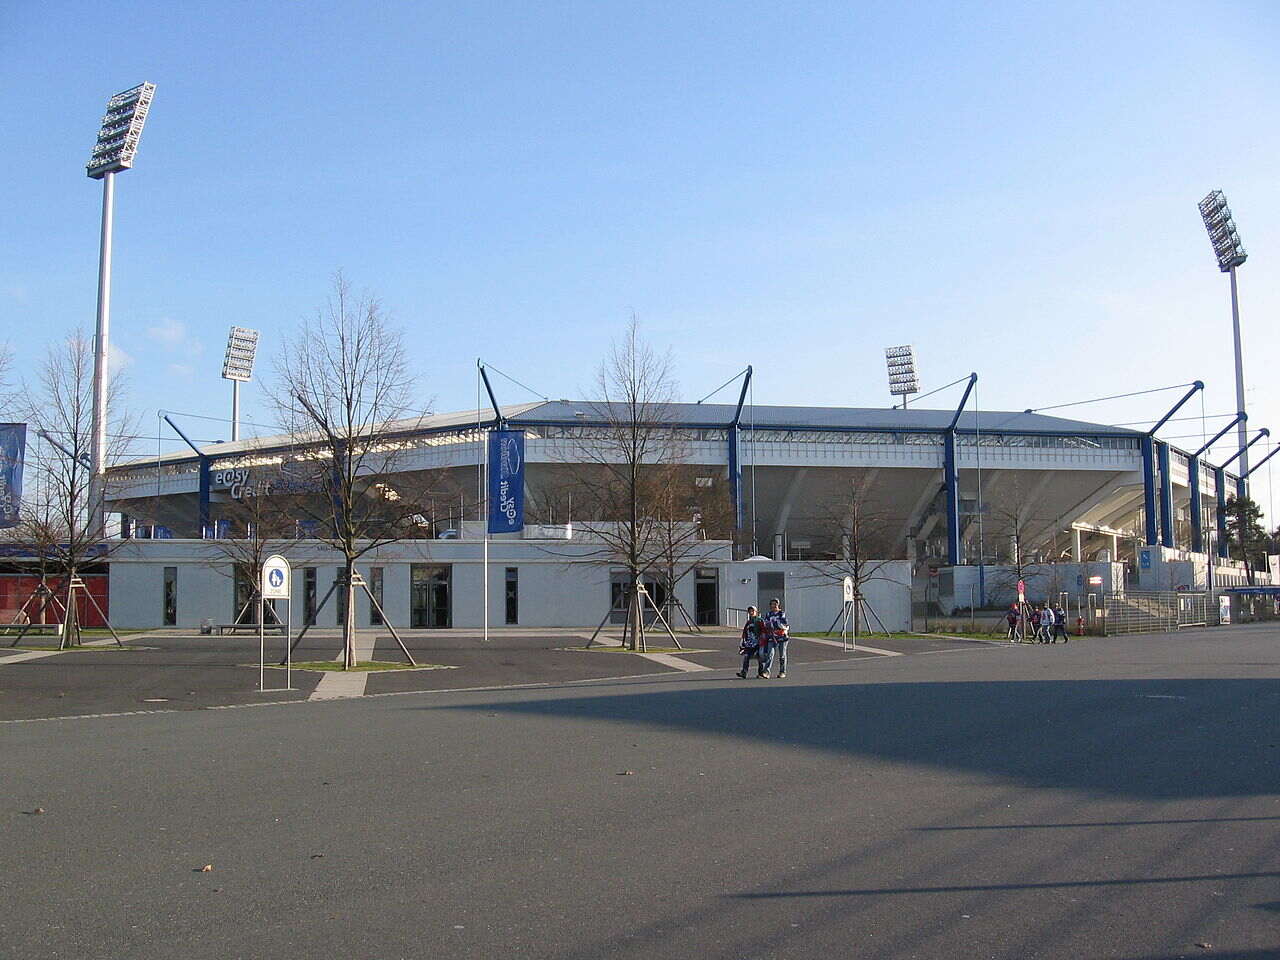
509;400;1144;437
116;400;1142;470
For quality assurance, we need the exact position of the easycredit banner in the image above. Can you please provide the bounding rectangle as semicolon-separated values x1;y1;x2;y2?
487;429;525;534
0;423;27;528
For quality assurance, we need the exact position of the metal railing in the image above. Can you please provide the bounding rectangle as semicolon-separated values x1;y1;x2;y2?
1101;591;1222;635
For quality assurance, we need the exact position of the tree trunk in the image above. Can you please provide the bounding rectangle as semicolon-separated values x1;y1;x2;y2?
630;583;643;652
343;558;357;669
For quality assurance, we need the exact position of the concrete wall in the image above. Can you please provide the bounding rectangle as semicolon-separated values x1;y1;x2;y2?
103;538;915;631
722;560;912;633
105;538;730;630
944;562;1125;611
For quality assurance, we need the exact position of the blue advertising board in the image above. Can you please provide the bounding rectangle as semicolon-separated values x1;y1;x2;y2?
0;423;27;529
487;429;525;534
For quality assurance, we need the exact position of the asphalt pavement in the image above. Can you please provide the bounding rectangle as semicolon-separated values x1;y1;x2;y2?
3;623;1279;959
0;628;953;720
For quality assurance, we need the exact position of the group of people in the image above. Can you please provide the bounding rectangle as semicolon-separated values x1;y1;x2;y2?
738;598;790;678
1005;601;1070;643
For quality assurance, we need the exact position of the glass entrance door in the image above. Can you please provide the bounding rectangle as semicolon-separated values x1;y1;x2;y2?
411;564;452;628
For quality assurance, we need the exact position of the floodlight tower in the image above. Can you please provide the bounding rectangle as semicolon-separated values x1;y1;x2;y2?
222;327;260;441
885;345;919;408
1198;190;1250;481
86;82;156;532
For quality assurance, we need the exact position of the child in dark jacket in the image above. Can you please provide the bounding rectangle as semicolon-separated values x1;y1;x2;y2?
738;606;766;678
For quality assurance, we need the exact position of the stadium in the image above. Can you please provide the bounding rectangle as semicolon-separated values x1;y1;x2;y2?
96;384;1263;632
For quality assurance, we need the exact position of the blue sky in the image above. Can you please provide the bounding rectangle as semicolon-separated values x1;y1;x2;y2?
3;1;1280;508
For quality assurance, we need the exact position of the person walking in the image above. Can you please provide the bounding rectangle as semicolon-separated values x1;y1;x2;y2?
761;597;790;678
1051;603;1070;643
1038;603;1055;643
738;605;767;678
1005;603;1020;642
1029;605;1043;643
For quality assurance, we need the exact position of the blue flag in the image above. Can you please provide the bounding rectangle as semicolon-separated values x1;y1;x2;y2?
487;429;525;534
0;424;26;529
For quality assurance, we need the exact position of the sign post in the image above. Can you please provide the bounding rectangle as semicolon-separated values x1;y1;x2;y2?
840;576;855;652
260;554;292;692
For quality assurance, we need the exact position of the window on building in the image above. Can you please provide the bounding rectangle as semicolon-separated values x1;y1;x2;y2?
162;566;177;626
304;568;317;626
370;567;384;625
505;567;519;625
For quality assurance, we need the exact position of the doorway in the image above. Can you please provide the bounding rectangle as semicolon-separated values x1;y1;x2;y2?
411;564;451;628
695;568;719;626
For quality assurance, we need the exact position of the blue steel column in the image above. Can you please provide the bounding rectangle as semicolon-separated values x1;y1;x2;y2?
1215;466;1229;559
727;425;743;532
944;431;960;564
1141;435;1158;546
1157;441;1174;548
1188;457;1203;553
198;459;211;535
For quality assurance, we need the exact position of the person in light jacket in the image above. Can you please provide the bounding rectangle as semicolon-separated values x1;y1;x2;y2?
1038;604;1055;643
761;598;790;678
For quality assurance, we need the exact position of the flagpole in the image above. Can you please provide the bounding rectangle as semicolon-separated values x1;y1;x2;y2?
478;361;489;643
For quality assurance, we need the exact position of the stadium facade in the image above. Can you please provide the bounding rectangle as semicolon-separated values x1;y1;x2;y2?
96;397;1260;630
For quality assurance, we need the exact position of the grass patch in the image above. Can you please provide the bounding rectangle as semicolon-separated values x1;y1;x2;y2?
1;643;145;652
266;660;455;673
584;645;714;655
794;631;921;640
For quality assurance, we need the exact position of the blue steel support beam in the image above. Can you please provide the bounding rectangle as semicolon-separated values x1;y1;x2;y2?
1188;456;1203;553
731;365;753;426
1243;443;1280;479
1141;435;1158;546
1157;441;1174;548
1194;412;1247;458
944;431;961;564
1219;428;1268;471
726;366;752;547
1216;466;1229;559
163;414;210;534
943;374;978;566
1148;381;1204;436
1141;382;1203;551
728;425;743;532
947;374;978;431
478;362;503;427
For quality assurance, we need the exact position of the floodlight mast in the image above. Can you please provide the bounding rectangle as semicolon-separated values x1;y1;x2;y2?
885;345;919;408
221;326;260;441
1199;190;1250;484
86;82;156;534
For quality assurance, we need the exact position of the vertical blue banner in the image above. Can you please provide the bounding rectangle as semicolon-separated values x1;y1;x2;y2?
0;423;27;529
487;429;525;534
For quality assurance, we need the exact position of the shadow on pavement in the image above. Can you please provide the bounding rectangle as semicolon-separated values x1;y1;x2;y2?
433;677;1280;800
728;869;1280;898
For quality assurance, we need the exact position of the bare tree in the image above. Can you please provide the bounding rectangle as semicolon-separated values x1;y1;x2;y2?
648;464;733;629
204;475;303;626
8;332;134;645
563;318;684;649
272;273;432;668
802;485;902;635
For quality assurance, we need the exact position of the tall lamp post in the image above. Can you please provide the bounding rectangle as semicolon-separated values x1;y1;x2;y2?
86;82;156;533
1198;189;1250;485
222;327;260;441
886;345;919;408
